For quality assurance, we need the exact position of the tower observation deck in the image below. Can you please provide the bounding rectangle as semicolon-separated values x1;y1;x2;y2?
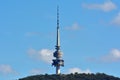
52;6;64;75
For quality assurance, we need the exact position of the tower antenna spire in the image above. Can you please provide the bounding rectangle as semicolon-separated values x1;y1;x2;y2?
52;5;64;75
57;5;59;28
56;5;60;49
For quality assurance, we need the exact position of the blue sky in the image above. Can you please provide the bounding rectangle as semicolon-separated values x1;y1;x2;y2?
0;0;120;80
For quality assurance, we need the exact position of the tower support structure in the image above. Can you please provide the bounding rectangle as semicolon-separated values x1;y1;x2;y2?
52;6;64;75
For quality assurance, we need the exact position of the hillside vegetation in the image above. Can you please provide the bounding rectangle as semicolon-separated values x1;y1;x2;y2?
19;73;120;80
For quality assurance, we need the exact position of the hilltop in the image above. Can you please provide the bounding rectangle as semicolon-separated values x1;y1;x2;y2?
19;73;120;80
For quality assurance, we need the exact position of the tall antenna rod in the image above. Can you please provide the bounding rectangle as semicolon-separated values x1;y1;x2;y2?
56;5;60;50
57;6;59;28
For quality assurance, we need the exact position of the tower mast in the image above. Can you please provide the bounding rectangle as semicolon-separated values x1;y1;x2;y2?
56;6;60;50
52;6;64;75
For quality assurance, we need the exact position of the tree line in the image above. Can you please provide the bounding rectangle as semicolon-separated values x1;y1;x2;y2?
19;73;120;80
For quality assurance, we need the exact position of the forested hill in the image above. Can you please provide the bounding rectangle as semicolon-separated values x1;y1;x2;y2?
19;73;120;80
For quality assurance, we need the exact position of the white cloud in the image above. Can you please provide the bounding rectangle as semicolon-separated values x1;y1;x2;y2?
30;69;42;75
38;49;54;63
111;12;120;26
65;23;80;31
67;68;91;74
89;49;120;63
28;48;54;64
82;1;117;12
110;49;120;58
101;49;120;62
0;64;17;75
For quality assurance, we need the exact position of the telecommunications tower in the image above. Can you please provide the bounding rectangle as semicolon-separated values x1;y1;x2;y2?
52;6;64;75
